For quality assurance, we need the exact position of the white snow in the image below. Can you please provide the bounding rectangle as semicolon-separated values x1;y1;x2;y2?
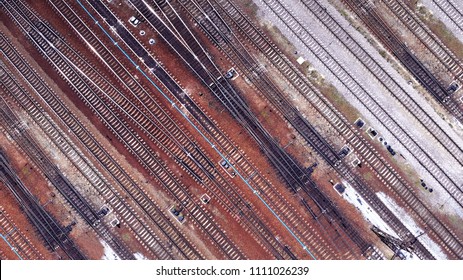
134;252;147;260
341;182;398;238
377;192;448;260
296;56;305;64
100;239;121;260
253;0;463;219
338;184;425;259
398;249;419;260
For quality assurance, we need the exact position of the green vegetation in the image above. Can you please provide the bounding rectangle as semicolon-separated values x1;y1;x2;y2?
379;49;387;59
260;109;269;120
122;233;132;242
21;165;30;176
242;0;258;18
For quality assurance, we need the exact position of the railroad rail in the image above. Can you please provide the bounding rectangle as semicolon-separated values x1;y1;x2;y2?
1;0;245;260
61;0;244;260
123;0;388;259
184;0;463;258
0;1;139;260
78;0;326;260
342;0;463;122
258;0;463;258
0;90;133;259
89;0;337;259
0;93;99;230
431;0;463;37
74;0;336;260
295;0;463;166
0;31;200;260
260;0;463;211
128;0;351;259
173;0;378;259
0;150;83;260
54;0;306;260
177;0;434;259
0;206;44;260
382;0;463;83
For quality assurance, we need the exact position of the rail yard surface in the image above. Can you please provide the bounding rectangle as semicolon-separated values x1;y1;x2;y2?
0;0;462;260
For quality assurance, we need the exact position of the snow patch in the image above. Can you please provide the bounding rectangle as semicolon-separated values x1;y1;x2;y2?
341;182;398;238
377;192;448;260
100;239;121;260
134;252;147;260
398;249;419;260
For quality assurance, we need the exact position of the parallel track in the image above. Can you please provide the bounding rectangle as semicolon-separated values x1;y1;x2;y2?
189;0;463;258
432;0;463;37
260;0;463;210
0;206;44;260
0;0;153;260
1;0;245;260
178;0;431;259
343;0;463;122
297;0;463;166
0;150;84;260
85;0;326;259
60;0;301;260
383;0;463;83
174;0;374;259
125;0;385;259
0;31;199;259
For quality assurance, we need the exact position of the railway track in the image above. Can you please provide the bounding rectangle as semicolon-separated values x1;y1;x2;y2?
431;0;463;36
343;0;463;122
0;150;84;260
0;206;44;260
177;0;433;259
129;0;358;260
0;90;133;260
188;0;463;258
296;0;463;166
0;93;98;230
0;32;201;260
2;0;460;260
0;1;140;260
60;0;244;260
1;0;245;260
173;0;377;259
260;0;463;211
78;0;333;259
55;0;307;260
383;0;463;83
123;0;388;259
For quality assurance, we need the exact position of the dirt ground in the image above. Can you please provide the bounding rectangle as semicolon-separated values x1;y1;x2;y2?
3;0;451;260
